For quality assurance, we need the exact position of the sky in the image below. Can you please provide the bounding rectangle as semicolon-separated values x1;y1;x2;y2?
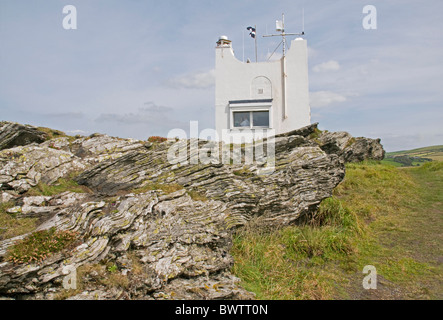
0;0;442;152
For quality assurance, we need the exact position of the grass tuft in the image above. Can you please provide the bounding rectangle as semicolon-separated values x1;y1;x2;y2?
25;177;91;197
6;227;79;264
147;136;168;143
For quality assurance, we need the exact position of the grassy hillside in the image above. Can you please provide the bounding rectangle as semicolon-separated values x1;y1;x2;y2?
387;145;443;160
231;160;443;299
382;145;443;167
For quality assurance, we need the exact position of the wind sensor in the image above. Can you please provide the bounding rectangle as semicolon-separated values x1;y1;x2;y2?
262;12;305;119
263;12;305;58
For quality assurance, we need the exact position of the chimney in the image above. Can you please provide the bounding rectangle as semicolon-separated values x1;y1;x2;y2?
216;35;232;48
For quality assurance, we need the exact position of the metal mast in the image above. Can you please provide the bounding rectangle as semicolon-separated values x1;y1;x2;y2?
254;24;258;62
263;13;304;120
262;13;304;57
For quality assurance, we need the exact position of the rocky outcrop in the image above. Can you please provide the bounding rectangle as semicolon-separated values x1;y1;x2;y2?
272;123;385;163
0;122;47;151
315;129;385;163
0;121;385;300
75;137;344;227
0;133;146;195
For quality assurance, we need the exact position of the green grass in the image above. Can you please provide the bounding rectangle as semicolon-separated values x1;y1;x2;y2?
231;196;362;299
6;227;79;264
308;127;323;142
0;202;38;241
232;228;331;299
380;158;404;167
25;178;91;197
36;126;75;142
231;160;443;299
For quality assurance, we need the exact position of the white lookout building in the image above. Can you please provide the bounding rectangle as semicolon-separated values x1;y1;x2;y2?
215;35;311;142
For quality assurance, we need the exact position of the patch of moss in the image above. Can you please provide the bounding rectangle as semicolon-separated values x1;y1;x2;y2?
344;137;357;149
233;168;254;177
131;183;184;195
187;190;208;202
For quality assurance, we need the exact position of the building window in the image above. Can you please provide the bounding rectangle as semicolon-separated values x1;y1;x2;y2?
252;111;269;127
233;110;269;128
233;112;250;127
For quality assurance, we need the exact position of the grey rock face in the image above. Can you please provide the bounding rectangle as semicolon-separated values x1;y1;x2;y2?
316;130;385;162
0;121;384;300
0;122;47;151
343;137;385;163
75;137;344;227
0;132;146;195
0;190;252;300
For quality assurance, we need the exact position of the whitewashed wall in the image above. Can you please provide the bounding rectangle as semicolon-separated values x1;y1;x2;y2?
215;37;311;142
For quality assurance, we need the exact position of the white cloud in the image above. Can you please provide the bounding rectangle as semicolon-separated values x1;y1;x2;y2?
165;69;215;89
310;91;348;108
65;129;88;136
312;60;340;73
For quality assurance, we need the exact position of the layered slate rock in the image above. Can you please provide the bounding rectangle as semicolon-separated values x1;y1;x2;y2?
75;132;344;227
0;144;87;194
0;121;385;300
315;129;385;163
0;130;146;195
0;122;47;151
0;190;252;299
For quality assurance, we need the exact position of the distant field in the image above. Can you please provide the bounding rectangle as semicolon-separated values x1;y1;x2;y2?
386;145;443;161
383;145;443;167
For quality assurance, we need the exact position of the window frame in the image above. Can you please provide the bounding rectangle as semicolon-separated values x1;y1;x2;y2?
229;100;272;130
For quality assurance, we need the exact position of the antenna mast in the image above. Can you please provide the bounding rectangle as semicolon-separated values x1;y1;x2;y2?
262;13;305;120
262;13;304;57
302;8;305;34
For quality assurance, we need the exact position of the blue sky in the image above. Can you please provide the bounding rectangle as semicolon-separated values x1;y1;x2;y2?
1;0;442;152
